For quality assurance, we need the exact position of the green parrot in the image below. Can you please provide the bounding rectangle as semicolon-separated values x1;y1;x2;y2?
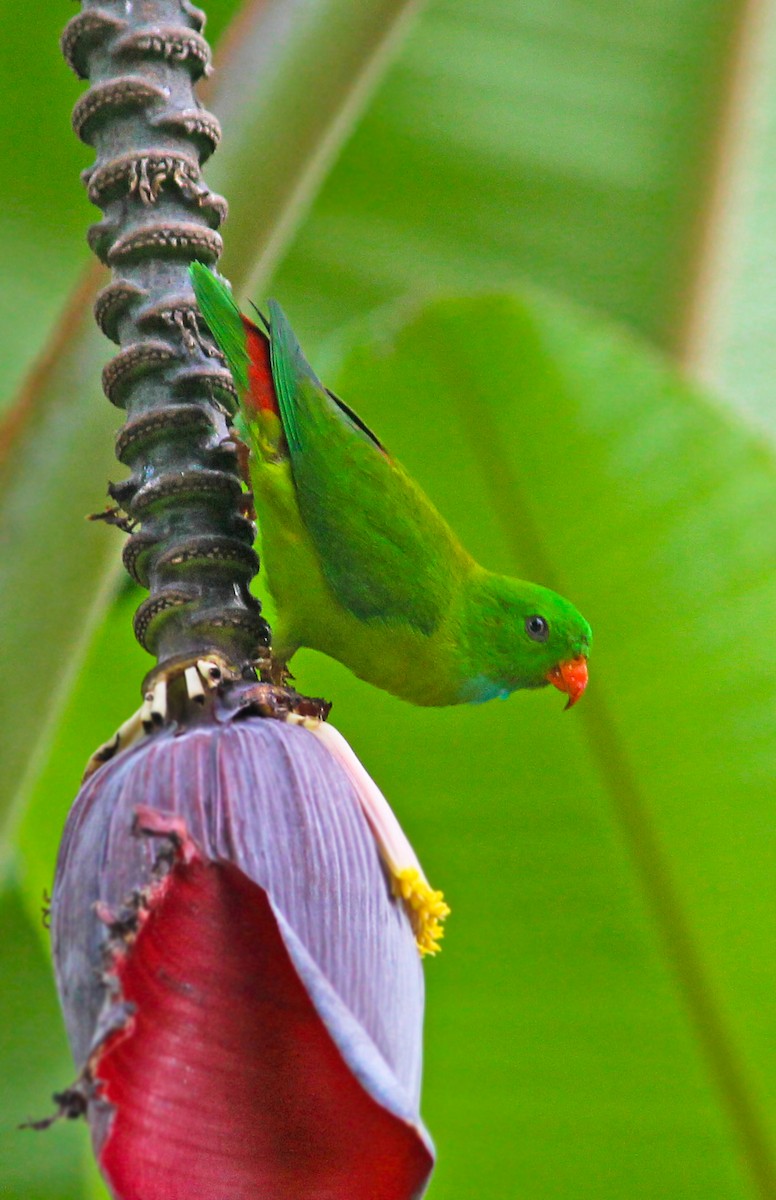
190;264;591;708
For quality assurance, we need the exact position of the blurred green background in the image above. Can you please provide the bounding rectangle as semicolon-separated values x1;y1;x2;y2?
1;0;776;1196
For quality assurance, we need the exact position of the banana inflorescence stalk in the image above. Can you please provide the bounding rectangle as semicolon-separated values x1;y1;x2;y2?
62;0;269;685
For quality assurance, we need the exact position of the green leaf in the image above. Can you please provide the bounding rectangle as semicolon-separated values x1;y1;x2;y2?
214;0;426;290
0;0;248;410
274;290;773;1196
271;0;744;352
15;581;146;920
0;884;87;1200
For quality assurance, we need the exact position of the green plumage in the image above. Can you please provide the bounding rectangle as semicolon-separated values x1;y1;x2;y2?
191;264;591;707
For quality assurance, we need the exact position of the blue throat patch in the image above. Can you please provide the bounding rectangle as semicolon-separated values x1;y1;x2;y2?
463;675;513;704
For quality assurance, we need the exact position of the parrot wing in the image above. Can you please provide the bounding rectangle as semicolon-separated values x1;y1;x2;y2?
192;263;280;423
191;265;470;638
268;300;469;636
190;263;250;398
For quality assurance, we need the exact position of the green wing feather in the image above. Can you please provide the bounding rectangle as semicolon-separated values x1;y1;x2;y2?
190;263;250;398
267;299;307;454
267;301;470;635
191;274;471;637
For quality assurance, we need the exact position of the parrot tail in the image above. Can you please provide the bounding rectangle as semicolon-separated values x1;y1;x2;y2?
190;263;279;420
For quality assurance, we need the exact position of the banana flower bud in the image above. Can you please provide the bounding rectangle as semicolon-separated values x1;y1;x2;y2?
49;685;439;1200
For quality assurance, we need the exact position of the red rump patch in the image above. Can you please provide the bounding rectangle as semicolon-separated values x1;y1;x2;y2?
241;316;278;417
93;810;432;1200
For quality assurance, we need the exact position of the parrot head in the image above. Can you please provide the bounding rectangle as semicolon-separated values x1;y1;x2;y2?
463;575;591;707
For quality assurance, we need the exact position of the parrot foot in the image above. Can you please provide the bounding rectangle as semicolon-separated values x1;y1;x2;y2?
256;653;295;689
226;681;331;724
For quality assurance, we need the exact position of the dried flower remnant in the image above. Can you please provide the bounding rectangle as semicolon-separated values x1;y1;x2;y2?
50;687;436;1200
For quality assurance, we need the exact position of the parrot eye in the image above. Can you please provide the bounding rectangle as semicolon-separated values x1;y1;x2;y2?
525;614;549;643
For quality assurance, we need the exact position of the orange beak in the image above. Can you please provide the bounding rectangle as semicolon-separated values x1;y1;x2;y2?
546;655;588;709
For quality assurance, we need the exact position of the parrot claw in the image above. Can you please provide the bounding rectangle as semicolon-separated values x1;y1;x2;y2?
256;653;295;689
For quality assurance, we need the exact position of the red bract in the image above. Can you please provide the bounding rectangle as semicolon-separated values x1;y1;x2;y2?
51;709;433;1200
